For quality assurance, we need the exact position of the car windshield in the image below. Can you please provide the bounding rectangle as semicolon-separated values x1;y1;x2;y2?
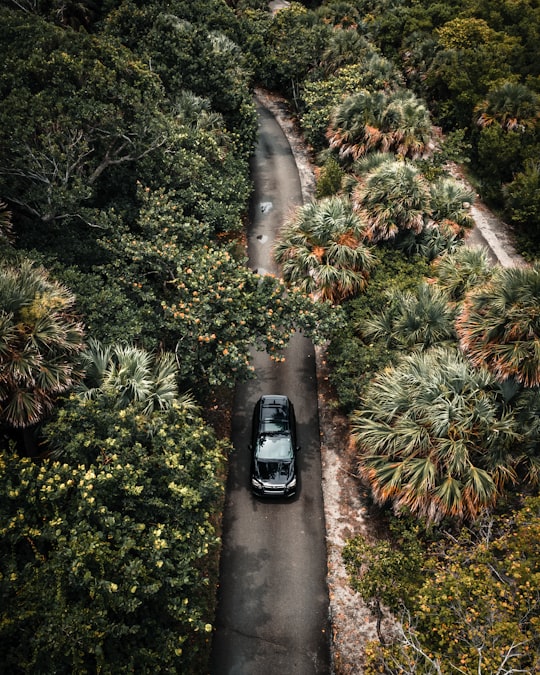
261;418;288;433
255;434;293;460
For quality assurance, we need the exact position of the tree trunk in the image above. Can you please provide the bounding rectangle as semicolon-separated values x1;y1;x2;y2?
22;425;40;457
375;598;387;645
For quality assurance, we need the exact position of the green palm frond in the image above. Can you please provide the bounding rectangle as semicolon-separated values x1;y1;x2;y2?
327;88;432;161
402;456;437;491
352;347;519;522
364;283;455;350
429;176;475;230
0;200;14;244
457;264;540;385
475;81;539;130
79;338;113;391
274;197;374;302
432;476;464;518
354;159;431;242
0;260;85;428
3;388;48;428
77;342;182;415
144;352;179;414
433;247;493;302
359;455;405;501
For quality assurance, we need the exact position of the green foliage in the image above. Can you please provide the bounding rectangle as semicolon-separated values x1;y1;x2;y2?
428;175;475;232
318;25;371;77
395;222;462;261
0;201;14;247
300;64;373;150
363;498;540;673
353;158;431;241
109;6;256;145
364;282;457;351
343;519;425;616
0;9;167;223
0;399;227;673
316;157;345;198
432;246;494;302
475;125;529;203
326;248;430;412
76;339;198;417
161;246;342;387
427;17;521;128
55;264;159;347
259;2;326;97
327;89;432;162
457;263;540;387
416;129;472;182
504;160;540;248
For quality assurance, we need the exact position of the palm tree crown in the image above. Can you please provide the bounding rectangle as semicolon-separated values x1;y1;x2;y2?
364;282;457;351
433;247;494;302
327;89;432;161
353;158;431;242
352;347;519;523
77;338;198;416
475;81;539;131
0;259;85;428
274;196;375;303
319;28;370;76
457;264;540;387
429;176;475;233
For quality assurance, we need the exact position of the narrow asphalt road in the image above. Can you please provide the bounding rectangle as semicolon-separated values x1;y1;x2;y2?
210;101;331;674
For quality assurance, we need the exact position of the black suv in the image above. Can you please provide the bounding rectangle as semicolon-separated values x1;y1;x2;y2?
250;395;299;498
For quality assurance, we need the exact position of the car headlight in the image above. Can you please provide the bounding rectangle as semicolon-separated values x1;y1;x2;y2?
251;478;263;488
287;477;297;488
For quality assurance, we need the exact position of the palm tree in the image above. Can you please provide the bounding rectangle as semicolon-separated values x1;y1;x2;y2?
361;54;404;91
512;386;540;485
0;259;85;431
381;90;432;158
172;90;224;132
326;89;431;161
274;196;375;303
326;89;379;161
0;201;14;246
353;158;431;242
364;283;456;350
77;338;198;416
352;347;519;523
319;28;370;75
456;264;540;387
397;223;461;261
429;176;475;233
475;82;539;132
432;247;494;302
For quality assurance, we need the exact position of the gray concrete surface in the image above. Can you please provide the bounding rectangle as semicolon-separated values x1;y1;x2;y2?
210;101;331;675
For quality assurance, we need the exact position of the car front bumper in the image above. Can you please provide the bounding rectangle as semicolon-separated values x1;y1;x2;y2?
251;482;296;498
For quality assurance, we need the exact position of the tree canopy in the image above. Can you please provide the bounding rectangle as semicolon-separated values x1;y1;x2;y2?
0;399;227;673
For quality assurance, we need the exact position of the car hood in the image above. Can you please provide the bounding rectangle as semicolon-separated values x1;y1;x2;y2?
254;459;294;485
